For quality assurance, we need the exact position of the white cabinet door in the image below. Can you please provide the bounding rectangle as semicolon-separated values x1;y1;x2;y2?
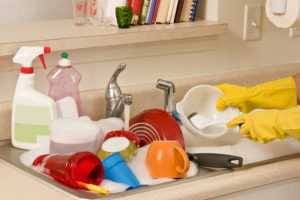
214;178;300;200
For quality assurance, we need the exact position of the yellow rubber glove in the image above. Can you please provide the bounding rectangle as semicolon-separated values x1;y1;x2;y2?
227;107;300;144
217;77;297;113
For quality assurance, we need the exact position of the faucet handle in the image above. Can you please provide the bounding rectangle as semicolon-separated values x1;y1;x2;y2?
123;94;133;131
123;94;133;105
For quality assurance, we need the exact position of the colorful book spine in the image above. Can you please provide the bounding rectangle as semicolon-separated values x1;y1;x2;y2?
156;0;171;24
146;0;157;24
151;0;160;24
166;0;176;24
130;0;143;25
170;0;179;24
174;0;184;23
180;0;199;22
190;0;200;21
139;0;151;24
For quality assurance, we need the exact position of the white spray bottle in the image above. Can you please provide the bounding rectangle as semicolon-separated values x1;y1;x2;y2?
12;46;57;150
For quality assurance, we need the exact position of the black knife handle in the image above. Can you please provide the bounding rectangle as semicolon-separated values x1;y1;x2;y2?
188;153;243;169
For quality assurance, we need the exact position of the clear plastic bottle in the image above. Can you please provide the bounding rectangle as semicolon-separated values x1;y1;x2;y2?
48;52;83;116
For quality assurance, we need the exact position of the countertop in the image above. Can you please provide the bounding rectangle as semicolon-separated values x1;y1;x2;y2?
1;151;300;200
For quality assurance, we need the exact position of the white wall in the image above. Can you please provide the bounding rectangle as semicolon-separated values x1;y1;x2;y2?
0;0;72;25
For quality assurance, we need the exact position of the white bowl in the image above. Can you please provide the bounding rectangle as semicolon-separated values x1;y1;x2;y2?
176;85;241;139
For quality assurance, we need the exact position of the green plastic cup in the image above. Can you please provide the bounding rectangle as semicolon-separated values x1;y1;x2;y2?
116;6;133;29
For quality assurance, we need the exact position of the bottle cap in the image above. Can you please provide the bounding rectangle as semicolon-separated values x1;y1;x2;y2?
58;52;71;67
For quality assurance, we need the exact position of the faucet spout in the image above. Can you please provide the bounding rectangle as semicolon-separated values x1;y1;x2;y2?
105;64;127;118
108;64;126;85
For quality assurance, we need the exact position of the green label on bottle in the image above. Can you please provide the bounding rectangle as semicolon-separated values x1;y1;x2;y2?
15;123;49;143
14;105;52;144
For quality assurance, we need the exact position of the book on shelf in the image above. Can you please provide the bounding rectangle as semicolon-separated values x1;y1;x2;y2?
166;0;175;24
190;0;200;21
151;0;160;24
127;0;201;25
146;0;157;24
180;0;200;22
170;0;180;24
174;0;185;23
156;0;171;23
130;0;143;25
139;0;151;24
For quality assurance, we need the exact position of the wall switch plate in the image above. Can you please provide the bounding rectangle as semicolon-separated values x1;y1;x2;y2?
289;21;300;38
243;4;263;41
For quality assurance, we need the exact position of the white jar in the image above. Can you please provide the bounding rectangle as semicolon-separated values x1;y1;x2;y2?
50;118;103;154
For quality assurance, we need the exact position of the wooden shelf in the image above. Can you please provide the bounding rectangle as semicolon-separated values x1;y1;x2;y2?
0;19;227;56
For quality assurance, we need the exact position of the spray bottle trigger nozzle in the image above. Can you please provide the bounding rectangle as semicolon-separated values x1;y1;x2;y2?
39;55;47;70
38;47;51;70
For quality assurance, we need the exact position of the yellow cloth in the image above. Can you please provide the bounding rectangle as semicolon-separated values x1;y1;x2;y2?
228;107;300;144
217;77;297;113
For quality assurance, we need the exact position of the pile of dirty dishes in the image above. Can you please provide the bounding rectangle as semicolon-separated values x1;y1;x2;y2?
21;114;196;196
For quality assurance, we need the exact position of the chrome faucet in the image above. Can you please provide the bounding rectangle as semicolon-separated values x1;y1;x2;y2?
105;64;126;118
156;79;176;114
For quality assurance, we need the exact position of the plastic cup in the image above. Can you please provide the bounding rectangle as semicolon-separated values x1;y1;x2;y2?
102;153;140;188
33;152;104;189
116;6;133;28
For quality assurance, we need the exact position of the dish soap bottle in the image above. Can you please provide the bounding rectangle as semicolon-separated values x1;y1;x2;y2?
12;46;57;150
48;52;83;115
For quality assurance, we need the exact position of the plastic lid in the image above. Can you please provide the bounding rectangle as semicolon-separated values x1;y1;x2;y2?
61;52;69;59
58;52;71;67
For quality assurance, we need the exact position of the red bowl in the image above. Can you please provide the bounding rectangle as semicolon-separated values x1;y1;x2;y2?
129;109;185;149
104;130;140;146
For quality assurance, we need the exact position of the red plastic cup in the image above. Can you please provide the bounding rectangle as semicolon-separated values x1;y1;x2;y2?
33;152;104;189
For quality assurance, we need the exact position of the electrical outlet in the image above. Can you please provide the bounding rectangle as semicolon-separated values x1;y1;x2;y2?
243;4;263;41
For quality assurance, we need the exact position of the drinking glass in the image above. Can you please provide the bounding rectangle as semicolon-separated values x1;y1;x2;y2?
72;0;87;25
